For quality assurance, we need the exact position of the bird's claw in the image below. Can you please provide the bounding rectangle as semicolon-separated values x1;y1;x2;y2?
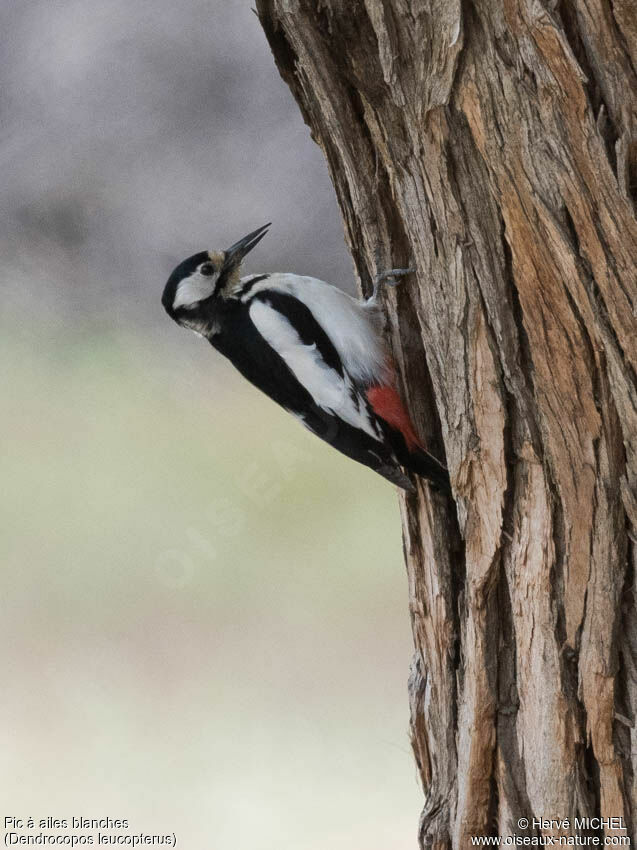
376;267;416;286
371;267;416;301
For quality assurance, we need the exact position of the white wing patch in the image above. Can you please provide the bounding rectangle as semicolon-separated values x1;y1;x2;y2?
249;299;382;441
240;273;389;385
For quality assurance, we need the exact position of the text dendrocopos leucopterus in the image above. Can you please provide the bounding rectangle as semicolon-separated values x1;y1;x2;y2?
161;224;450;494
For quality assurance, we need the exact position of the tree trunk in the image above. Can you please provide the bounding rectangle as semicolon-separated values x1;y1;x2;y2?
256;1;637;845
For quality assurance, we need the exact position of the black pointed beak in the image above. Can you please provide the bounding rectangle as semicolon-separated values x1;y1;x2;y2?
223;223;271;270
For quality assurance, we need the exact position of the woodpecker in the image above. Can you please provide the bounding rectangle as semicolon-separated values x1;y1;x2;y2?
162;224;450;494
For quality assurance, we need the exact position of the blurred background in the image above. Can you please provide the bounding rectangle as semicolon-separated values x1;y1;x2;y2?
1;1;421;847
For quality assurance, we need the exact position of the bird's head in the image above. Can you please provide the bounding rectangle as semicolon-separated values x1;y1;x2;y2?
162;223;270;334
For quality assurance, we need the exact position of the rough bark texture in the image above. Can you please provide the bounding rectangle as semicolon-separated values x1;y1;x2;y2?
256;1;637;845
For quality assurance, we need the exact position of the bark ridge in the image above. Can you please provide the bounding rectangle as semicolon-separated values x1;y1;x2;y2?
256;1;637;845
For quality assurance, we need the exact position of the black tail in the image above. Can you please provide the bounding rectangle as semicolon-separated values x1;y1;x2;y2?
403;446;452;495
380;421;452;495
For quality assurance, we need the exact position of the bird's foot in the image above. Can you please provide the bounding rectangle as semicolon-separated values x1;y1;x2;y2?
371;268;415;301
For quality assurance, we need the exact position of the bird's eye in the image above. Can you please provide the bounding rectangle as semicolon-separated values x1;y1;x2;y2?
200;263;215;276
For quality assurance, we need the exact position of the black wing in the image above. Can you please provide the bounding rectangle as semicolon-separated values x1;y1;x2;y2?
210;292;413;488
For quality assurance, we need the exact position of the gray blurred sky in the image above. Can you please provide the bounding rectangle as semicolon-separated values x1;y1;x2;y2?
1;0;352;330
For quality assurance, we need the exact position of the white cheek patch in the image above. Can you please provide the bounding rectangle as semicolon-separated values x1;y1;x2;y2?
173;272;219;310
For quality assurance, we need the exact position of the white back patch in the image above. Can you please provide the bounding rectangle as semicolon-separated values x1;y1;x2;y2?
240;273;389;384
249;299;381;440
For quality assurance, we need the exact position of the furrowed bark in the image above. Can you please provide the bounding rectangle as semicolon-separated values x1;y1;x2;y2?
256;1;637;845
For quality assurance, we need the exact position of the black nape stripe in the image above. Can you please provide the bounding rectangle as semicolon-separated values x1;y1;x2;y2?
254;290;344;377
239;274;270;297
